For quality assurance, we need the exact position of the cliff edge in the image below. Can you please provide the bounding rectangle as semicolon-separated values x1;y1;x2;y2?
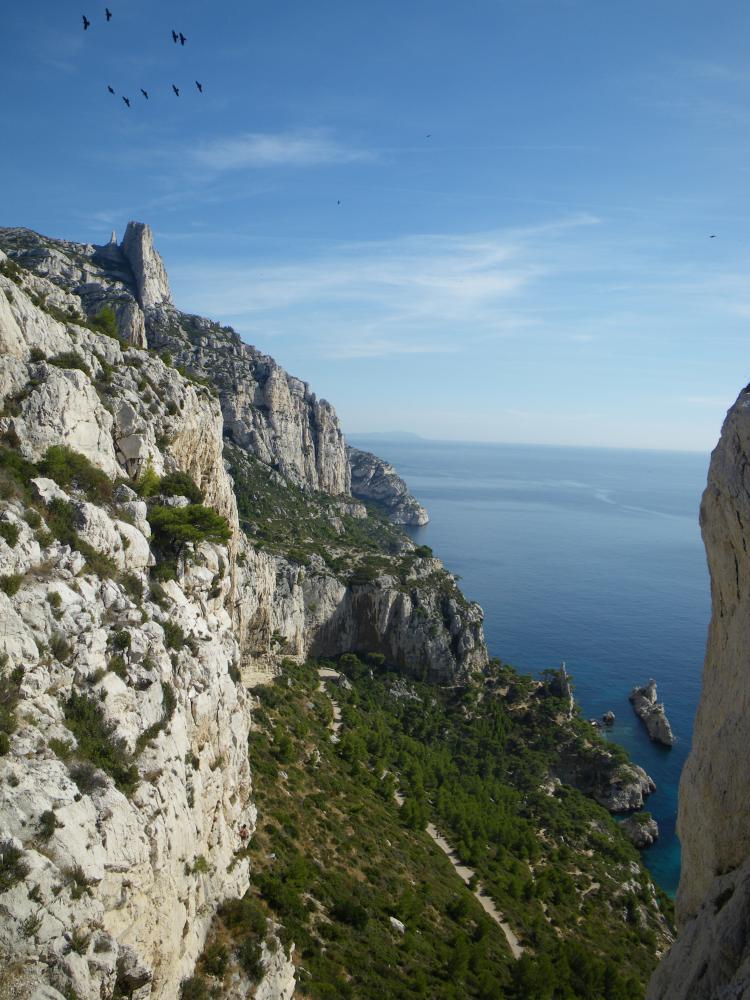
648;386;750;999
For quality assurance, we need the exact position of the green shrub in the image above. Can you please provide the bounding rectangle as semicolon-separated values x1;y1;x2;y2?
0;840;29;892
149;504;231;552
136;460;161;498
0;574;23;596
49;633;72;662
0;733;9;756
109;655;127;679
39;446;112;503
64;691;138;795
37;810;60;841
179;977;208;1000
69;761;108;795
160;471;203;503
47;590;62;609
0;522;20;548
414;545;433;558
88;306;118;339
49;352;91;378
163;621;187;651
24;509;42;529
111;630;131;652
331;897;369;929
202;940;229;978
236;938;262;979
121;572;143;603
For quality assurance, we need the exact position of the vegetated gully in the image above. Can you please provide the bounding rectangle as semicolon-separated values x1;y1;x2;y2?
316;667;524;961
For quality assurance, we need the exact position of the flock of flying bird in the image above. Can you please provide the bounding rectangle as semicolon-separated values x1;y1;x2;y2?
82;8;203;107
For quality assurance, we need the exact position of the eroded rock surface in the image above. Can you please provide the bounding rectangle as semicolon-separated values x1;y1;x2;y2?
648;386;750;998
629;679;675;746
348;446;429;525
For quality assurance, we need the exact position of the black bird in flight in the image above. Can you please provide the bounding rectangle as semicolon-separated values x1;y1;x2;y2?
122;96;130;107
105;7;112;20
179;32;187;45
141;89;149;99
107;85;115;94
172;29;179;43
172;84;180;97
709;234;717;239
195;80;203;93
82;14;91;29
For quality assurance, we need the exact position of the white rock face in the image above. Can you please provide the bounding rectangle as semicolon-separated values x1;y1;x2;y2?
0;265;253;1000
120;223;172;310
348;446;429;525
647;387;750;998
629;679;675;746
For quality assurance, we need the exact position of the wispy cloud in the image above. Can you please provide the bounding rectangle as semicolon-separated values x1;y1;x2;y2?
192;129;374;171
170;215;600;359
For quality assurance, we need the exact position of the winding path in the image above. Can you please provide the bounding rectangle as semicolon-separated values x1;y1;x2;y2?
316;668;523;960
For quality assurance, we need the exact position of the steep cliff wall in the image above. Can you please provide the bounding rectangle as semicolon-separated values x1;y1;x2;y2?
0;242;487;998
0;225;432;514
0;252;267;1000
648;388;750;999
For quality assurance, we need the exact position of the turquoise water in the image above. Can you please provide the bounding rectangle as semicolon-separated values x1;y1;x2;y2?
349;437;711;897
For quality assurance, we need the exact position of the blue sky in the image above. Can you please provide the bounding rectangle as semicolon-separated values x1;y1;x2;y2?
3;0;750;451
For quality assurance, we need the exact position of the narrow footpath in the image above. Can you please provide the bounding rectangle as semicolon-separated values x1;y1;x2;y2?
316;667;524;960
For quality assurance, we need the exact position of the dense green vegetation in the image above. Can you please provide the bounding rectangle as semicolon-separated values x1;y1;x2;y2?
202;663;514;1000
226;446;456;602
63;691;139;795
227;445;404;571
211;659;671;1000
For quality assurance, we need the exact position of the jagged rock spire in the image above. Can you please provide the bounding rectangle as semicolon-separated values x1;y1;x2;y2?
120;221;172;309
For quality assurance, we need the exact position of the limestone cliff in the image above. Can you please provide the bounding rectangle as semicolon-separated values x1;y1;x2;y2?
647;387;750;999
0;238;489;999
347;446;429;525
0;226;425;512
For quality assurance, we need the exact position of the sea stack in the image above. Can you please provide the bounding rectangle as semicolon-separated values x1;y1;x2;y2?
629;679;675;746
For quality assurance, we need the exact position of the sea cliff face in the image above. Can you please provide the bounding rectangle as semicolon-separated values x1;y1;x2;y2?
0;231;487;999
647;387;750;999
0;224;672;1000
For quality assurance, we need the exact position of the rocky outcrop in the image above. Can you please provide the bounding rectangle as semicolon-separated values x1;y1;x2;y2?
234;546;486;685
120;222;172;310
0;228;147;348
553;751;655;813
647;386;750;998
0;226;434;516
347;446;429;525
621;813;660;849
629;679;675;746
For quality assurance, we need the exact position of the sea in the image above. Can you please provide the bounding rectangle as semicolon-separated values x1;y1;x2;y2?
348;436;712;898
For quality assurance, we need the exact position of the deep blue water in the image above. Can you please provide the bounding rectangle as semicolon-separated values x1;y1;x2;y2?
349;436;711;898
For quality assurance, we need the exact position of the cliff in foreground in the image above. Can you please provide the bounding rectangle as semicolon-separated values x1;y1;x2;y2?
648;388;750;998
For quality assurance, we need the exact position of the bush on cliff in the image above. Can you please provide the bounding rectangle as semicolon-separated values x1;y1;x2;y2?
148;504;231;553
40;445;113;503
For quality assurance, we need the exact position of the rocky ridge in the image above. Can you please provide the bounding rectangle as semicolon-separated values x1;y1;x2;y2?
347;446;429;525
629;679;675;747
648;385;750;998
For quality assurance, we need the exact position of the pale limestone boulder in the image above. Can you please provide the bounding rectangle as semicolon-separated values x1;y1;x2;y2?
7;367;119;477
